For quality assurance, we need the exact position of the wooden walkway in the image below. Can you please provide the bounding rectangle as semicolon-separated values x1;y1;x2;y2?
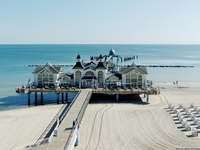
33;89;92;150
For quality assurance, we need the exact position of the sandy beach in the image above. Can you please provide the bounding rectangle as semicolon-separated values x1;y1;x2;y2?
0;104;63;150
73;82;200;150
1;82;200;150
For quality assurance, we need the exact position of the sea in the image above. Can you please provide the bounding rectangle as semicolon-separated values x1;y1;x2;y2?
0;44;200;111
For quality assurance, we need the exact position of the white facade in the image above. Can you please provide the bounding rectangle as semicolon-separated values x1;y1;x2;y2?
33;64;62;87
32;51;148;88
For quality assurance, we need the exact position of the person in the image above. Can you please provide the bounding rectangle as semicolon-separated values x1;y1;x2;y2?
73;120;75;126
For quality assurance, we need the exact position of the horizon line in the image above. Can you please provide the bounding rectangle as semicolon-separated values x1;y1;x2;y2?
0;43;200;45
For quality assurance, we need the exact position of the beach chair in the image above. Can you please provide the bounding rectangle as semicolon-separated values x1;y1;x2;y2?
194;106;199;111
170;106;175;111
178;104;183;109
180;119;185;124
178;116;184;122
186;110;191;117
173;109;177;114
194;118;200;125
178;114;181;119
197;109;200;113
191;115;195;121
183;107;187;112
190;103;194;108
182;120;187;128
185;123;191;131
197;121;200;128
192;127;198;137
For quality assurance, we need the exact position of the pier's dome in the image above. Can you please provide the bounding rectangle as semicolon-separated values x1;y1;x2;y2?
109;48;116;56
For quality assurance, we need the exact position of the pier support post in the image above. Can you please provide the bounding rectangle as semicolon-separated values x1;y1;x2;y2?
57;93;60;104
116;94;119;102
66;93;68;103
28;93;31;106
35;92;38;105
41;92;43;105
62;93;64;104
146;94;149;103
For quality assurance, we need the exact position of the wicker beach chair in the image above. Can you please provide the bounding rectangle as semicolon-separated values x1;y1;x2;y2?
192;127;198;137
190;103;194;108
178;103;183;109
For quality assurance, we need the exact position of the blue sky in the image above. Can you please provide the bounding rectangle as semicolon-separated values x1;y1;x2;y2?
0;0;200;44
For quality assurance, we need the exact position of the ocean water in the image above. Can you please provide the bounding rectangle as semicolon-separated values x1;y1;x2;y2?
0;44;200;110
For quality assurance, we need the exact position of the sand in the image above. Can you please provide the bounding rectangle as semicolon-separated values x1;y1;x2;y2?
2;82;200;150
0;104;63;150
74;82;200;150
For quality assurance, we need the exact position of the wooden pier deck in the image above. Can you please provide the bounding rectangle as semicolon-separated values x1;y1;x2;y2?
33;89;92;150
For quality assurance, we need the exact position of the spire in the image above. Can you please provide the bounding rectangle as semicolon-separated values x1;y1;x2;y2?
76;54;81;59
90;56;94;61
76;54;81;62
99;54;103;61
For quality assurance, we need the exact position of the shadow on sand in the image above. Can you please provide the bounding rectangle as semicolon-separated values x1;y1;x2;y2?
89;94;149;105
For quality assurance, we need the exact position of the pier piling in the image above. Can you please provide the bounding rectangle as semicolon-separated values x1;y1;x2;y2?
41;92;43;105
116;94;119;102
28;93;31;106
62;93;64;104
35;92;38;105
146;94;149;103
66;93;68;103
57;93;60;104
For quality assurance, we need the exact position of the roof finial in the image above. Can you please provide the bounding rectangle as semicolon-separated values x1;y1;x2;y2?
90;56;94;61
99;54;103;60
76;54;81;59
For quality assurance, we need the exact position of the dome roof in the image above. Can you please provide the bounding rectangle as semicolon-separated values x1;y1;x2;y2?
109;48;116;56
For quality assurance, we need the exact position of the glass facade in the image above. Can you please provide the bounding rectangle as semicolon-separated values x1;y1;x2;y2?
38;70;54;86
98;71;103;87
126;72;142;87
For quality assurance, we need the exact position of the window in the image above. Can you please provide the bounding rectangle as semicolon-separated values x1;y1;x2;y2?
126;72;140;87
37;70;54;86
85;71;95;76
75;71;81;83
98;71;103;87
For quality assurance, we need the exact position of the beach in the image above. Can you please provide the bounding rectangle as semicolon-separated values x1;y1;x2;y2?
73;82;200;150
1;82;200;150
0;104;63;150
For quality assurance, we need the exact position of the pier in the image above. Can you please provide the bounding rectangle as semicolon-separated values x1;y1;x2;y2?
15;85;158;150
14;49;161;150
16;86;158;105
31;89;92;150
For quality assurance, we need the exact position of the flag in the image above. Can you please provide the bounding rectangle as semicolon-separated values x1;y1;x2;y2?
27;78;31;84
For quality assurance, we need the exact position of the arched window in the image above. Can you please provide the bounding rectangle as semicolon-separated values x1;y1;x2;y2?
98;71;103;87
85;71;95;76
75;71;81;83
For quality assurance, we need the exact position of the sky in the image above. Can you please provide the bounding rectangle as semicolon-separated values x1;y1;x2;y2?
0;0;200;44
